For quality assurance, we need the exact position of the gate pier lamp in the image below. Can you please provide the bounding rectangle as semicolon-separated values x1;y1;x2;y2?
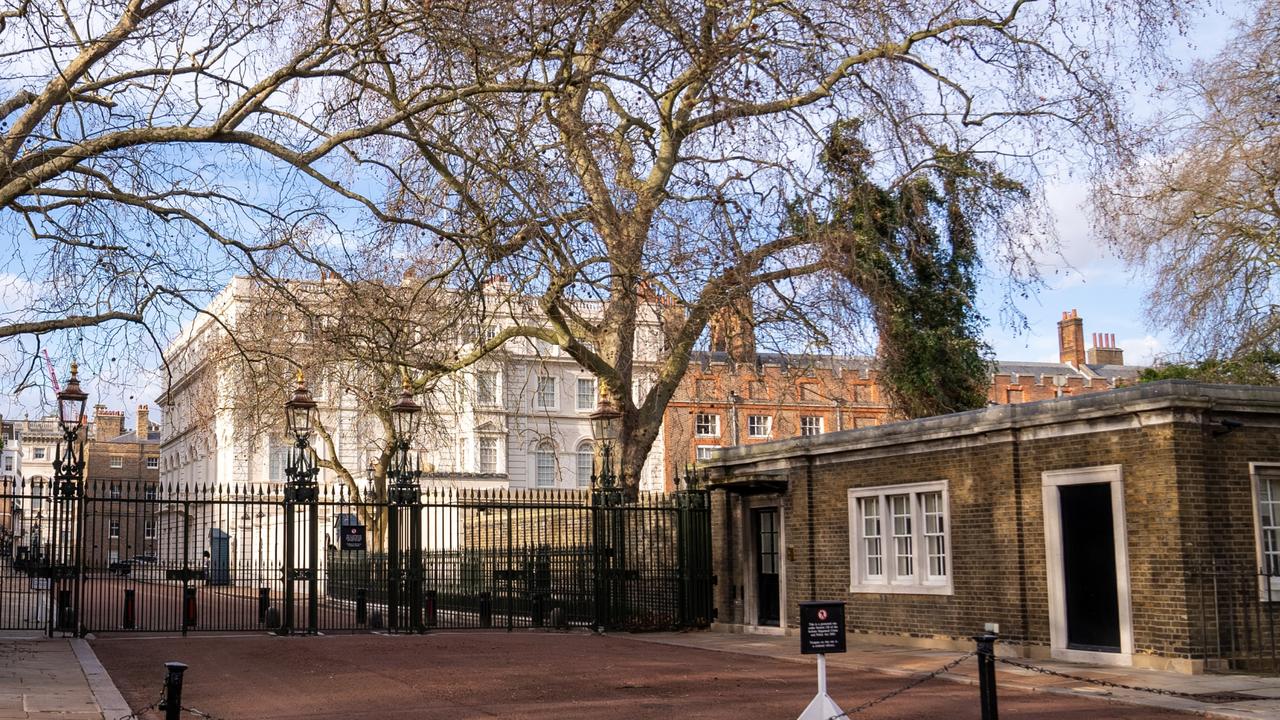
589;397;622;490
284;370;319;502
52;363;89;499
388;378;422;504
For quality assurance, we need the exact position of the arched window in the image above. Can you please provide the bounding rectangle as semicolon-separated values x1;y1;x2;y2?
576;443;594;487
534;441;556;487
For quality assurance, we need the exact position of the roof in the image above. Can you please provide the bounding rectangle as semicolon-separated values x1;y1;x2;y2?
101;430;161;444
706;379;1280;470
1086;363;1145;380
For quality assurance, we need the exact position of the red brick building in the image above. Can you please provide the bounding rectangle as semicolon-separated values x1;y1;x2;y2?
84;405;161;566
663;309;1142;488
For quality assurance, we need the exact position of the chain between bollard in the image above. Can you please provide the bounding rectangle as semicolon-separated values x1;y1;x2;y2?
112;688;166;720
824;651;977;720
993;656;1251;704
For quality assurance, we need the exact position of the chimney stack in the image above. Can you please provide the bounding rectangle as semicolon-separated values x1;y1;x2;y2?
136;405;151;437
1086;331;1125;366
93;404;125;440
709;301;757;365
1057;309;1086;369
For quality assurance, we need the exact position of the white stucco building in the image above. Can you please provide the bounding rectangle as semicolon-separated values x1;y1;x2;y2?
156;277;667;496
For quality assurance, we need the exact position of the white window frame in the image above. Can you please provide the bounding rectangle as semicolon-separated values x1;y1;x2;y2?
747;415;772;439
576;443;594;487
575;377;597;412
533;376;558;410
477;437;499;474
1250;463;1280;595
800;416;824;436
695;413;720;438
110;456;124;469
144;520;156;540
33;447;46;460
695;445;717;462
108;520;120;539
476;370;499;406
847;481;952;595
534;442;556;486
269;445;288;482
146;457;159;470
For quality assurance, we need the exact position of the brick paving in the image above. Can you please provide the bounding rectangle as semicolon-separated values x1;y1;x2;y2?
88;631;1205;719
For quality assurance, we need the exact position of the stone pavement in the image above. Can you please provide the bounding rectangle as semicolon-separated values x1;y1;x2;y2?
0;636;129;720
630;631;1280;719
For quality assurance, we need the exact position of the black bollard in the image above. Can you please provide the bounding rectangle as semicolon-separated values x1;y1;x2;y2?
56;589;74;631
122;589;136;630
258;587;270;624
479;592;492;628
973;633;999;720
160;661;188;720
356;588;367;625
532;593;544;628
425;590;437;628
183;587;197;628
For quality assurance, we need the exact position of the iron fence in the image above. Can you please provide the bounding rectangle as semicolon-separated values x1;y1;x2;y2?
1197;563;1280;673
0;478;712;636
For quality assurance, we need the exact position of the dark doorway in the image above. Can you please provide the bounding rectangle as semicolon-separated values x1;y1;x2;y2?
755;508;780;626
1059;483;1121;652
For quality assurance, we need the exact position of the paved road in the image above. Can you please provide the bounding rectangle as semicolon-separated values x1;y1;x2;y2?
91;632;1198;719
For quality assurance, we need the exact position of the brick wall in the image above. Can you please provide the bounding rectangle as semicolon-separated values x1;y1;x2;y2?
706;382;1280;670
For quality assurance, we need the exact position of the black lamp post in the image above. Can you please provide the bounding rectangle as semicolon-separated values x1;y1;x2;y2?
281;370;319;635
386;377;423;632
589;397;622;490
49;363;88;636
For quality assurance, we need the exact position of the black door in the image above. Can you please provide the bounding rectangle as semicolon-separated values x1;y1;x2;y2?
1059;483;1121;652
756;509;780;626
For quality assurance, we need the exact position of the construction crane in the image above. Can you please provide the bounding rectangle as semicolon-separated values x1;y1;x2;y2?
42;349;60;394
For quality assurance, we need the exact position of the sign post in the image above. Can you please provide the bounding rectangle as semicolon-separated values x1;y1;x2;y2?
797;601;846;720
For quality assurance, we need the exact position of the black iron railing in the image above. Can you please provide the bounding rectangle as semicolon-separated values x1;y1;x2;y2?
0;478;712;635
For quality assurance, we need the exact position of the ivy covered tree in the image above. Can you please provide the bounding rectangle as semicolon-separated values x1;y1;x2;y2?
793;120;1028;418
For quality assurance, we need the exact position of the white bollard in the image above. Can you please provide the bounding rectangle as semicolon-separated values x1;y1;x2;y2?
796;653;844;720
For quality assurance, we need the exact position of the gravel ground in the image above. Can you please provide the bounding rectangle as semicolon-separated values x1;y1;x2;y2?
91;631;1196;719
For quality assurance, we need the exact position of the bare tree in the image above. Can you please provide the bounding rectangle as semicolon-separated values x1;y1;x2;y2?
1095;1;1280;359
335;0;1195;489
0;0;546;393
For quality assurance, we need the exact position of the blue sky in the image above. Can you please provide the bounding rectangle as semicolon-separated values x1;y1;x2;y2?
978;2;1246;367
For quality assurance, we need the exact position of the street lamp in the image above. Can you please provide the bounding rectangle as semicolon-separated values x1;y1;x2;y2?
285;370;317;443
52;363;88;499
386;377;424;632
281;370;320;635
589;397;622;490
387;378;422;504
282;370;318;502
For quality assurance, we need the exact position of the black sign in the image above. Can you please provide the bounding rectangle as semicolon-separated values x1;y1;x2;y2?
799;601;846;655
341;524;367;551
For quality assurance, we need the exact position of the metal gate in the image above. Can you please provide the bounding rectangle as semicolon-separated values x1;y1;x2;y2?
0;475;712;635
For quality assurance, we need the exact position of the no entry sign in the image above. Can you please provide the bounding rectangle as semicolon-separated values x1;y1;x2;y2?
799;601;846;655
